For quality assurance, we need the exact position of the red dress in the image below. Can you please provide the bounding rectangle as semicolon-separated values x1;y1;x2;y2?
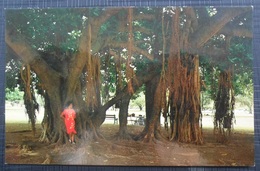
61;109;77;134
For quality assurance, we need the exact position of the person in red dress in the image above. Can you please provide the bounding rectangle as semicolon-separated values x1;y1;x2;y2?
60;101;77;144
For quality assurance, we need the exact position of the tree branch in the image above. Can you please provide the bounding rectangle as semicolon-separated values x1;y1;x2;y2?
183;7;198;32
134;13;155;21
102;65;159;111
91;9;121;37
219;25;252;38
134;26;153;35
5;30;61;91
190;7;251;49
65;21;92;99
109;41;154;60
198;46;226;59
134;46;154;60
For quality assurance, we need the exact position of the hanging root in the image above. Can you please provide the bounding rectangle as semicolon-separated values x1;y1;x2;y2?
214;68;235;143
21;64;38;137
38;125;50;143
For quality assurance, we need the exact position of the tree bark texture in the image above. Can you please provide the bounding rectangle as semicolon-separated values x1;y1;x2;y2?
168;54;203;144
117;95;132;140
135;75;165;142
214;67;235;143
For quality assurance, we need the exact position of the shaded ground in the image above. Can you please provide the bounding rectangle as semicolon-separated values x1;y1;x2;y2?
5;123;254;166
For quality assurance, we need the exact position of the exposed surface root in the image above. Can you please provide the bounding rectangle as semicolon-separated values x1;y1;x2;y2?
5;124;254;166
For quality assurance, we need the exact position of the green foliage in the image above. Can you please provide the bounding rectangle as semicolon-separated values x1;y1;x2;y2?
228;38;253;96
5;88;24;102
99;15;119;37
206;7;218;17
5;7;253;114
100;55;117;96
91;8;102;16
200;35;252;105
5;58;21;90
228;38;252;73
130;92;145;110
235;94;253;113
6;8;84;53
200;59;219;101
201;91;214;110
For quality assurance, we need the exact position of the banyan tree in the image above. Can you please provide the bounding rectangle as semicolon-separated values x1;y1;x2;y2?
5;7;252;144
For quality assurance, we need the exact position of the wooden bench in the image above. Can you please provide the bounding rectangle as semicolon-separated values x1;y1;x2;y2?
105;114;118;124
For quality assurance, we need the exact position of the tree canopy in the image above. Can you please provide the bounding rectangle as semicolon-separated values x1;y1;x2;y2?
5;7;253;144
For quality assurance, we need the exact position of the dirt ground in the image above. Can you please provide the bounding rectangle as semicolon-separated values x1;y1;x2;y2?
5;122;254;166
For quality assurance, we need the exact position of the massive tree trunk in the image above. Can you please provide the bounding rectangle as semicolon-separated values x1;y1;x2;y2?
5;14;101;144
214;67;235;143
116;94;132;140
46;86;65;143
161;8;203;144
6;35;67;143
135;75;166;142
168;54;203;144
133;9;165;142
